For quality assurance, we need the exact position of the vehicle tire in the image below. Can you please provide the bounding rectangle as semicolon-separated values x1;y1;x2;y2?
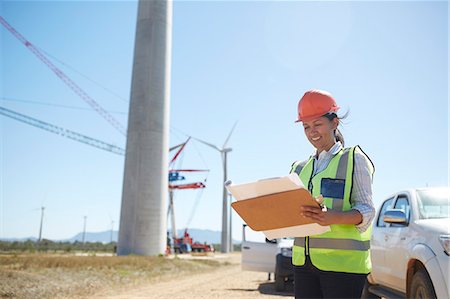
274;273;286;292
410;269;436;299
360;279;381;299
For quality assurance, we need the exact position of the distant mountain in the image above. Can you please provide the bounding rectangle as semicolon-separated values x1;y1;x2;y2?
0;232;116;244
65;230;118;243
1;228;240;244
0;237;37;242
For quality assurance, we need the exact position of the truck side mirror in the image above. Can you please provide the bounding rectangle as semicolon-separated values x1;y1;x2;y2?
383;209;407;224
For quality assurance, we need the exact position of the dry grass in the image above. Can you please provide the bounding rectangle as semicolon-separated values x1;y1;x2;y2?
0;253;223;299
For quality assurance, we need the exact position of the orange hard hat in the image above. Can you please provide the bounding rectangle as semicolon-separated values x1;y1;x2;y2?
295;89;340;122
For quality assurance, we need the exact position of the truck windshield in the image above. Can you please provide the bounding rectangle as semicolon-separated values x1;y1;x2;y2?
416;188;450;219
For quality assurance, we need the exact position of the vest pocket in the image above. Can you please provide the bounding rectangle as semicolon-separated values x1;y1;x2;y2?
320;178;345;199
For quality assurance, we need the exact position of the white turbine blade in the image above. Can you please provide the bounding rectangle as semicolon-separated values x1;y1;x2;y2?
192;136;221;152
223;121;238;148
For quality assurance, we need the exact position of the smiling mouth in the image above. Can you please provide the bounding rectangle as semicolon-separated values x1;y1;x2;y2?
312;136;321;141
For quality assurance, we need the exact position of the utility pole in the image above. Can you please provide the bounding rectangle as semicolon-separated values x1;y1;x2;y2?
82;216;87;243
110;220;114;243
118;0;173;256
38;206;45;242
229;193;233;252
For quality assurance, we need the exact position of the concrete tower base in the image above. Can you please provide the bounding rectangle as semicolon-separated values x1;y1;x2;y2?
117;0;172;256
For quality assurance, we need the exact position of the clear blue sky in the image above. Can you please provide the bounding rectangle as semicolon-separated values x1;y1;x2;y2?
1;1;448;242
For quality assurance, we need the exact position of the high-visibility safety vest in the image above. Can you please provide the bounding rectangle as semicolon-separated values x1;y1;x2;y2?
290;146;374;274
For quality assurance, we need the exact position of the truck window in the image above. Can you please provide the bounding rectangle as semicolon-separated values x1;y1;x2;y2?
417;188;450;219
377;197;394;227
243;225;268;243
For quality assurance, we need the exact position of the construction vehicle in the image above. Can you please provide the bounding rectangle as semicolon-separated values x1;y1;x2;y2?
173;229;214;254
168;138;213;255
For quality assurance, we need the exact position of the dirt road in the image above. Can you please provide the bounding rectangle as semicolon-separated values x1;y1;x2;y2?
94;253;293;299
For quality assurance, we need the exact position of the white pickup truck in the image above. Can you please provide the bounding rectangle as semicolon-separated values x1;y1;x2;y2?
363;187;450;299
239;187;449;298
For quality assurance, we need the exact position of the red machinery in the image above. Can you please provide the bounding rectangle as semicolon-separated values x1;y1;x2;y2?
173;229;214;254
168;138;214;254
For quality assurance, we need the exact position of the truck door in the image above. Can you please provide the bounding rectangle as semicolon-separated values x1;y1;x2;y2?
241;224;278;273
371;197;395;286
383;195;411;292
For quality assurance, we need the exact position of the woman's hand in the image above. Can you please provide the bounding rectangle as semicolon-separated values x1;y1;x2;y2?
300;205;363;226
300;206;340;226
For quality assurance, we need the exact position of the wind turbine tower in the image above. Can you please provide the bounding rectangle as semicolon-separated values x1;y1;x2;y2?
82;216;87;243
193;123;237;253
117;0;173;256
38;206;45;242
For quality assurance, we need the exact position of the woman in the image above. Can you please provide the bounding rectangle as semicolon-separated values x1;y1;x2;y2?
291;89;375;299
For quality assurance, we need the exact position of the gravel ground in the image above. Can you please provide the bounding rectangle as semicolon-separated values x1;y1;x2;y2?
0;252;294;299
93;253;294;299
0;253;224;299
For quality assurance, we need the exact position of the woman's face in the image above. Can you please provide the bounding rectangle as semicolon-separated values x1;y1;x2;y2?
302;116;339;154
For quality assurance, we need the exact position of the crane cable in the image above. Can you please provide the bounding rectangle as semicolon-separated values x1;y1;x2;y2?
0;96;126;115
0;16;126;135
184;187;205;230
169;138;209;230
36;46;129;104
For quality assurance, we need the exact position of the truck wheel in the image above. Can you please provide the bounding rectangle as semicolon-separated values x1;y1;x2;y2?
274;274;286;292
360;279;380;299
410;269;436;299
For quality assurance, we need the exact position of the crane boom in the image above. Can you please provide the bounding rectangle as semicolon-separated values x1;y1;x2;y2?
0;106;125;155
0;16;126;135
0;104;187;155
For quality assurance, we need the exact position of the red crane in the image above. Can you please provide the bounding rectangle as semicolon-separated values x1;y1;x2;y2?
0;16;126;135
167;138;211;254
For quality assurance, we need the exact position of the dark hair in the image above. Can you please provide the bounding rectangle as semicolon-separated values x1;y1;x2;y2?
324;112;346;147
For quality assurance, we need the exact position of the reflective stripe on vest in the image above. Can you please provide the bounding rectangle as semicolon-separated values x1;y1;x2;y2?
331;148;350;211
294;237;370;251
293;161;307;176
336;148;350;180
